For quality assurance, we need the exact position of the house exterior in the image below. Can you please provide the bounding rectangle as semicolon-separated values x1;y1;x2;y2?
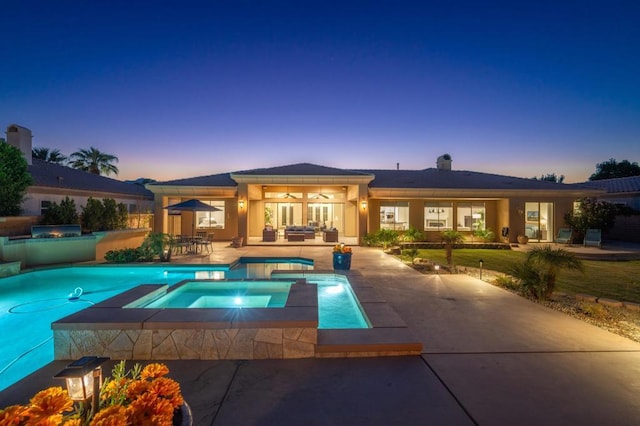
147;156;604;244
4;124;154;222
578;176;640;242
578;176;640;211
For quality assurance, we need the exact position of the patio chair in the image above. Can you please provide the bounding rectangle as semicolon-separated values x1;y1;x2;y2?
583;229;602;248
173;235;191;254
555;228;572;244
197;232;214;253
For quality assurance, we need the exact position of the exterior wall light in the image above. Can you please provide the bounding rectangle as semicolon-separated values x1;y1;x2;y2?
239;199;245;209
360;200;367;210
54;356;109;404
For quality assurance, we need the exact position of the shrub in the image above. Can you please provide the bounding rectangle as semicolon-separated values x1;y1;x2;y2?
493;275;521;291
104;247;145;263
473;227;495;242
510;246;583;300
362;228;399;249
81;197;129;232
401;248;419;262
42;196;79;225
401;226;424;242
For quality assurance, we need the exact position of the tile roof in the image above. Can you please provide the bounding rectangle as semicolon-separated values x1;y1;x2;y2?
149;162;600;192
232;163;372;176
151;172;237;187
358;168;593;191
577;176;640;194
28;159;153;198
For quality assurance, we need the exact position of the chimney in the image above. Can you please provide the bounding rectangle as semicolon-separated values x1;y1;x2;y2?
436;154;452;171
6;124;33;165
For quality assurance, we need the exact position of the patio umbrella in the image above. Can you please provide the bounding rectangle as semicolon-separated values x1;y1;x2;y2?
164;199;222;237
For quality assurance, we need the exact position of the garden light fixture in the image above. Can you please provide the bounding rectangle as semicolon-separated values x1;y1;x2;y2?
54;356;109;403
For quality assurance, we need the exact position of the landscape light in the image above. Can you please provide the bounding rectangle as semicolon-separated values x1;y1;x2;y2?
54;356;109;403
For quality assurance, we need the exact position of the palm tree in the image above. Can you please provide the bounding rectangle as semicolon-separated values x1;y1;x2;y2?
69;147;119;176
32;147;67;164
440;230;464;270
513;245;583;299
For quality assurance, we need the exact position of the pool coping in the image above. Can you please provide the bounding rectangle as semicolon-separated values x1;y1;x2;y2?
51;271;422;360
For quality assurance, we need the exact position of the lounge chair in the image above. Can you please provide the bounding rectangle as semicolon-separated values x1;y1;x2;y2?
583;229;602;248
555;228;572;244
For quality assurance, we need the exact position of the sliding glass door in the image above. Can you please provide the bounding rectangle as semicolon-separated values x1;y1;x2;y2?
524;202;554;241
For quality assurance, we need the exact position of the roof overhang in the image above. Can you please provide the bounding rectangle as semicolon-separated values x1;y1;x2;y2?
145;185;237;197
367;187;606;199
28;186;153;200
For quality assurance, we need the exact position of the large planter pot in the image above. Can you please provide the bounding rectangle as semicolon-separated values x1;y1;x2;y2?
517;235;529;244
174;402;193;426
333;252;352;270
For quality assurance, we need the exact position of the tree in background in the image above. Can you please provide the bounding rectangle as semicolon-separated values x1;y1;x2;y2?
564;197;617;240
534;173;564;183
69;147;119;176
589;158;640;181
32;147;68;164
0;139;33;216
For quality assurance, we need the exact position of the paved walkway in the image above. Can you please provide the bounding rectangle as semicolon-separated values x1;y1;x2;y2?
2;244;640;424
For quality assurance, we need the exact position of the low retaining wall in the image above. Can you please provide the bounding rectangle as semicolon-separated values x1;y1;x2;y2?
52;283;319;360
0;228;149;269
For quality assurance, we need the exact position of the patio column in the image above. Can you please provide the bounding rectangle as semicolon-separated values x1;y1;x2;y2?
237;183;248;245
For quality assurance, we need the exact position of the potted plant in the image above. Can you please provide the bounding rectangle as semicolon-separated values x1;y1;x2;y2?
332;243;353;270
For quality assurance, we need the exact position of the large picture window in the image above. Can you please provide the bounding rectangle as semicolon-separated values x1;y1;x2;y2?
456;202;485;231
196;201;225;229
424;202;452;230
380;202;409;231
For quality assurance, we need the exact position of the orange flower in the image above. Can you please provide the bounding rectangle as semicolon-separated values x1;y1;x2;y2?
147;378;184;409
27;387;73;423
90;405;127;426
127;393;174;426
0;405;28;425
63;418;83;426
126;379;150;400
140;363;169;380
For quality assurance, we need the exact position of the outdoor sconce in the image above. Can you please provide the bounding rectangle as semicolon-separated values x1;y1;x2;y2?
360;200;367;210
54;356;109;404
238;199;245;209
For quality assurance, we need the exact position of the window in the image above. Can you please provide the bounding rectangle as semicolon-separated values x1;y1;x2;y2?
380;202;409;230
424;202;452;230
40;200;51;216
196;201;225;229
456;202;485;231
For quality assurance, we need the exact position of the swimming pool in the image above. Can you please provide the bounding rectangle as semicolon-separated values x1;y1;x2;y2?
139;280;294;308
0;258;367;391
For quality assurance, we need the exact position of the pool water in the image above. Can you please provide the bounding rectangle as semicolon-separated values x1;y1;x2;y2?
141;281;294;308
0;259;367;392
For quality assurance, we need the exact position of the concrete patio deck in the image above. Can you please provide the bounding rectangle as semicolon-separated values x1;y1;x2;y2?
2;243;640;425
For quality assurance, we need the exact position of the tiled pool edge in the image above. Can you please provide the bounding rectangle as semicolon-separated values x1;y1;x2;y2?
52;272;423;361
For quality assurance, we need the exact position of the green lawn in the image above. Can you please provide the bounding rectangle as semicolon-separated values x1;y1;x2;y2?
412;249;640;303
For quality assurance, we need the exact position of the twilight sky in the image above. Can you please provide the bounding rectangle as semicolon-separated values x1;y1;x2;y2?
2;1;639;183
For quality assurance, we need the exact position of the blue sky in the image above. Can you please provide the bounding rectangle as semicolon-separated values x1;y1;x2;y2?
2;1;639;183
